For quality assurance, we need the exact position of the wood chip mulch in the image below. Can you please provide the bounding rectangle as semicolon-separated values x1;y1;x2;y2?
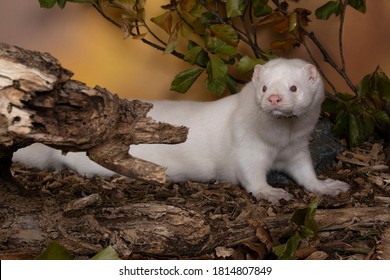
8;141;390;260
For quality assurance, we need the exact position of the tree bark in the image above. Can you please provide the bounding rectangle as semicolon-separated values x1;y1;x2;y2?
1;172;389;259
0;43;188;184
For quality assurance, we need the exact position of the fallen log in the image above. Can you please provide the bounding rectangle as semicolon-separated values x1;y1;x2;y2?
0;171;389;259
0;43;188;184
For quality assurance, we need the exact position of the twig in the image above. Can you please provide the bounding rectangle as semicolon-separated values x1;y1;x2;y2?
299;16;338;98
271;0;358;95
175;5;197;32
302;28;358;94
248;0;262;58
92;3;185;61
240;15;256;55
92;4;121;29
271;0;288;16
339;0;348;71
302;39;338;96
134;0;167;48
215;0;219;13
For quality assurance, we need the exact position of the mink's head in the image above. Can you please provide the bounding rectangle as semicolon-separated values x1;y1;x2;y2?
252;58;324;119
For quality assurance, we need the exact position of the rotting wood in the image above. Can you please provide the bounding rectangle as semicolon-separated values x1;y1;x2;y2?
264;207;390;232
377;227;390;259
0;43;188;184
0;167;389;259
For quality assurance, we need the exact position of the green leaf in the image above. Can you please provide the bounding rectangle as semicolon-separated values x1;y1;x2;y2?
315;1;342;20
205;57;228;95
303;198;319;239
357;73;370;98
170;68;203;93
185;41;209;67
39;0;96;8
185;45;203;64
209;24;239;46
348;113;360;147
39;0;57;8
215;42;237;57
358;68;390;105
226;75;239;94
331;109;348;137
165;36;178;54
205;78;227;95
57;0;67;8
273;234;301;260
206;38;237;57
237;55;265;74
206;57;228;82
226;0;249;17
347;0;366;13
36;241;73;260
91;246;120;260
272;243;287;259
371;68;390;100
165;23;180;54
370;109;390;124
291;198;319;240
253;0;272;17
321;97;340;113
336;92;356;101
358;114;375;144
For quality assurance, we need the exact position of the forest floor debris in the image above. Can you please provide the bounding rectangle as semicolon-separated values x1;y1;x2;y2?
7;141;390;260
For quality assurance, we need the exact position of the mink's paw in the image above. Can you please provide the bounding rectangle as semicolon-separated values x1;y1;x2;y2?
254;187;294;204
308;179;350;196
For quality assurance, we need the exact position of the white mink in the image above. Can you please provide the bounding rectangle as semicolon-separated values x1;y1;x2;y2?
13;58;350;203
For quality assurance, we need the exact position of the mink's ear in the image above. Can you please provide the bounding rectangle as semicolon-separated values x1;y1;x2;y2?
306;64;319;82
252;64;264;87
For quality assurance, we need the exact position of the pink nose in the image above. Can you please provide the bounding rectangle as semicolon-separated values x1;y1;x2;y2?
268;94;282;105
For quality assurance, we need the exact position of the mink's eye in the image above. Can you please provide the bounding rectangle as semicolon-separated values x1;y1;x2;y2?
290;85;297;92
262;85;267;92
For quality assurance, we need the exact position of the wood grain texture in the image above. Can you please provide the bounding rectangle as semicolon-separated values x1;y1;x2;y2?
0;43;188;184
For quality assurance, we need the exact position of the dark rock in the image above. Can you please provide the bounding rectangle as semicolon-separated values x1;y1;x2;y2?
267;118;344;185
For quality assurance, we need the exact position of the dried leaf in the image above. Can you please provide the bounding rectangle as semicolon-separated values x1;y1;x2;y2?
209;24;239;46
269;37;296;52
257;11;285;26
273;17;289;33
215;246;234;258
151;11;173;34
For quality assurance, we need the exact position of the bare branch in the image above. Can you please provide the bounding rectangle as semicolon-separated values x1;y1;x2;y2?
302;39;338;95
302;28;358;94
339;0;348;71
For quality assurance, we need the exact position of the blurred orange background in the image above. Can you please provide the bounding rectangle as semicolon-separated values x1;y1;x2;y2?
0;0;389;101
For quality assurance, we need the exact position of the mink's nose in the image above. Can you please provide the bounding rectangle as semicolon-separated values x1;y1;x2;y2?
268;94;282;105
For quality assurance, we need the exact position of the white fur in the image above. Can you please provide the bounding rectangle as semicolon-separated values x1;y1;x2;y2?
13;58;350;203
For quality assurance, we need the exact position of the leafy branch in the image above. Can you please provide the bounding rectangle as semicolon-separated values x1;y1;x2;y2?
38;0;390;147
